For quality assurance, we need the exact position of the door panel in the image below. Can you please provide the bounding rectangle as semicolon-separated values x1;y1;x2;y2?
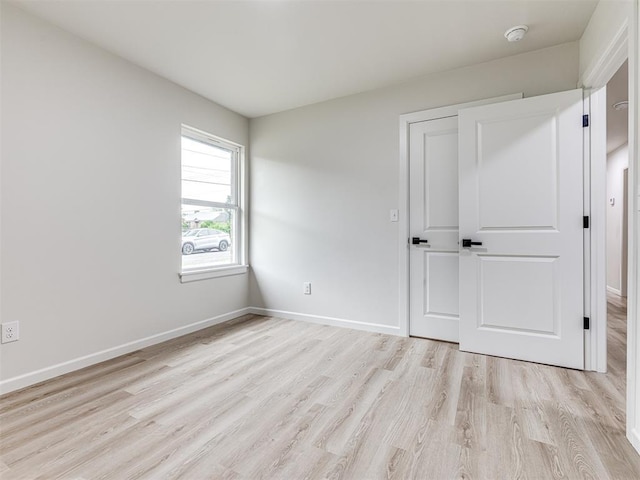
424;129;459;230
478;113;559;229
409;117;460;342
458;89;584;369
425;252;459;317
477;255;558;334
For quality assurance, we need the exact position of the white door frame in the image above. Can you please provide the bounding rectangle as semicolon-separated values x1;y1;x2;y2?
584;85;607;373
631;0;639;453
581;9;630;376
578;1;638;452
398;93;522;337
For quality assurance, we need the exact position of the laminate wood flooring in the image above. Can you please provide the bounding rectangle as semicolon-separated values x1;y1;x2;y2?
1;297;639;479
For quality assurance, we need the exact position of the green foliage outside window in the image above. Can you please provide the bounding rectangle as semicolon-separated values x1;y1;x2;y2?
199;220;231;234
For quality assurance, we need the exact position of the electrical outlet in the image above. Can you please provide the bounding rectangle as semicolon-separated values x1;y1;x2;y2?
303;282;311;295
1;321;20;344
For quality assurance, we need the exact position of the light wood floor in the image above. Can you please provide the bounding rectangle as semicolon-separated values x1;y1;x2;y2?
1;297;639;479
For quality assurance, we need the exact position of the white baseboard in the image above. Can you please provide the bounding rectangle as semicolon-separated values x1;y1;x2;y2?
1;306;401;395
0;307;252;396
629;428;640;455
249;307;401;336
607;285;623;296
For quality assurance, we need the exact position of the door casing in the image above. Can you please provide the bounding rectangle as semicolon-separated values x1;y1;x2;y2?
578;1;636;452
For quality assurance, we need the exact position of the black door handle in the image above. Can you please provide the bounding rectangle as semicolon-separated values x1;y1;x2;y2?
462;239;482;248
412;237;429;245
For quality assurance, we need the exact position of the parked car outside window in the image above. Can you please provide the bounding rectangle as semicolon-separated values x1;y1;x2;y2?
181;228;231;255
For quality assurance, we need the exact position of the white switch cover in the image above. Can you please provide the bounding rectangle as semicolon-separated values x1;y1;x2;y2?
390;209;399;222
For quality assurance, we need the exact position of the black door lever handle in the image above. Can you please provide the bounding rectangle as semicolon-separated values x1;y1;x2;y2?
412;237;429;245
462;239;482;248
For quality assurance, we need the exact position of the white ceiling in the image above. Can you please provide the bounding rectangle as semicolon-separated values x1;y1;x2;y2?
12;0;598;118
607;60;629;154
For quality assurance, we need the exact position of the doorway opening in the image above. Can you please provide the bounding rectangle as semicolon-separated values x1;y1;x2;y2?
605;60;629;386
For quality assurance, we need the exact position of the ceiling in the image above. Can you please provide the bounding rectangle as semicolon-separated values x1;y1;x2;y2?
607;60;629;154
12;0;598;118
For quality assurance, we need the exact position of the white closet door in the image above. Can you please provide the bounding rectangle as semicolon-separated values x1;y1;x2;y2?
458;89;584;369
409;116;460;342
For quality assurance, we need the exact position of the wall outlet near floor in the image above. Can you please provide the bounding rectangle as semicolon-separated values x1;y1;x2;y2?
303;282;312;295
1;321;20;344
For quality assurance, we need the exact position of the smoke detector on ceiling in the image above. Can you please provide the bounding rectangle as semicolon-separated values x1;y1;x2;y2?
504;25;529;42
613;101;629;111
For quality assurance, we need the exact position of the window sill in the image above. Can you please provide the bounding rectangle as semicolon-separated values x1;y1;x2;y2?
180;265;248;283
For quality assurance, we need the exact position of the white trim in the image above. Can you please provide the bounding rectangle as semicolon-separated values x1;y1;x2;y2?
627;0;639;455
240;143;249;267
581;20;629;89
181;124;245;150
180;123;248;271
583;89;593;371
607;285;623;296
631;427;640;453
398;93;522;338
587;86;609;373
0;307;252;395
580;2;638;450
249;307;401;336
180;264;248;283
581;0;638;453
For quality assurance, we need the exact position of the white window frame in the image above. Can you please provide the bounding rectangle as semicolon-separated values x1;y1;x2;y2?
179;125;248;282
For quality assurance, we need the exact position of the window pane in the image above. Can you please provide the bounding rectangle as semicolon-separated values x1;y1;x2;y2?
181;204;237;269
181;136;233;204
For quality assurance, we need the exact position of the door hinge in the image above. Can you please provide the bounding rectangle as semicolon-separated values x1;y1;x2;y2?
584;317;590;330
583;114;589;127
583;216;589;228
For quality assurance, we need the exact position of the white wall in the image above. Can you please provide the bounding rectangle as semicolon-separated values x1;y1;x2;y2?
0;4;249;390
607;145;629;294
249;43;580;332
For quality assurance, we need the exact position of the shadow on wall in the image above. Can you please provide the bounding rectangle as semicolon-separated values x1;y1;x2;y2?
249;271;266;309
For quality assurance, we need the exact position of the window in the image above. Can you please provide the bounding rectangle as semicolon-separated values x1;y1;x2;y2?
180;125;245;279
